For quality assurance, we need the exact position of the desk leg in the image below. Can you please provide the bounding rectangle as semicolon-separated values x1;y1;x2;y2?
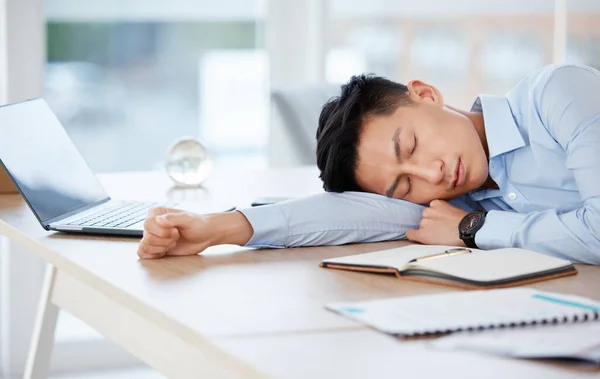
23;264;58;379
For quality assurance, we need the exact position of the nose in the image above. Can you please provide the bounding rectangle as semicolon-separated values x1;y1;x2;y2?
403;159;444;185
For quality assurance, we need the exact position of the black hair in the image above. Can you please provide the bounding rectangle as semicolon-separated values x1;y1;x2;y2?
316;74;412;192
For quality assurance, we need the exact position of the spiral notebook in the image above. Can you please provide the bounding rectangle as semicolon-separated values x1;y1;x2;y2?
326;288;600;338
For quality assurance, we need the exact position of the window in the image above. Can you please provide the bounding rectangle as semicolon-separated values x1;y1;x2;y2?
45;0;267;173
327;0;570;108
566;0;600;69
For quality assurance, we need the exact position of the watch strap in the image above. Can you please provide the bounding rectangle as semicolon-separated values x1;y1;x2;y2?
462;234;478;249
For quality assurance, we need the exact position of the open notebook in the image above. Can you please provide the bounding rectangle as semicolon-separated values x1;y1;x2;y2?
321;245;576;289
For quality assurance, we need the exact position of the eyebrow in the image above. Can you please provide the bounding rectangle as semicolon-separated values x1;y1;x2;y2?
385;177;400;198
392;127;401;161
385;127;402;198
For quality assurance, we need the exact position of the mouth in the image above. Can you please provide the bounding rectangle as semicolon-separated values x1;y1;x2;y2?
450;158;466;190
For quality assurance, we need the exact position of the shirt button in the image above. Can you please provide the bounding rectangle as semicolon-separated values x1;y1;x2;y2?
508;192;517;201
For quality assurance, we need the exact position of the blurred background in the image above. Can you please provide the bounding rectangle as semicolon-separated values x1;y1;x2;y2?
41;0;600;172
1;0;600;377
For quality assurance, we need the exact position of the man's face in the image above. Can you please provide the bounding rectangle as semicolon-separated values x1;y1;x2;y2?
354;82;489;204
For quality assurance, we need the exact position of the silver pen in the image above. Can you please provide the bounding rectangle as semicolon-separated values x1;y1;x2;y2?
409;248;472;263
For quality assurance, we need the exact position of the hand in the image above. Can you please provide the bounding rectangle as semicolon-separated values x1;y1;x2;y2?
406;200;468;246
137;208;254;259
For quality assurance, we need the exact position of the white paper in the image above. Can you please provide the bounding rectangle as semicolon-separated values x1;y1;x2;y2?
431;322;600;364
326;288;600;336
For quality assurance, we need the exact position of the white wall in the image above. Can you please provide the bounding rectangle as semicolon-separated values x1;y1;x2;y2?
45;0;263;21
0;0;45;105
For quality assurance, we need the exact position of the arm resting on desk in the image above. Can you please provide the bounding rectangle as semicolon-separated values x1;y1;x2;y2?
139;192;477;258
238;191;424;248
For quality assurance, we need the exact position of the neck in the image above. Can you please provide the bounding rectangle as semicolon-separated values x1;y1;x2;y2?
447;105;498;190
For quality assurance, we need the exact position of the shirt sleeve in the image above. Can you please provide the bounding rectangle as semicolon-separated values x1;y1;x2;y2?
237;191;424;248
476;65;600;264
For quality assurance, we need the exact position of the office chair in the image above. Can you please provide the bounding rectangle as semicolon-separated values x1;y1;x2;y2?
270;83;340;166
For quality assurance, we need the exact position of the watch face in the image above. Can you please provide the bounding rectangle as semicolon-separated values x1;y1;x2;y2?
460;212;484;233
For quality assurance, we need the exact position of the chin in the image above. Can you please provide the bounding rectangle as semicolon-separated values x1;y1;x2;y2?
471;175;488;191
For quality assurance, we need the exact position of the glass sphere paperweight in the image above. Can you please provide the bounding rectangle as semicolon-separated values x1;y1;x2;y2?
165;138;212;187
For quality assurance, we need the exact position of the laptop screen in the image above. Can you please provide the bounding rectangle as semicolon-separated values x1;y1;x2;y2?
0;99;109;223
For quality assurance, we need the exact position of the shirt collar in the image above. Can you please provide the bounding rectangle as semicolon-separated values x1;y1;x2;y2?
470;94;525;159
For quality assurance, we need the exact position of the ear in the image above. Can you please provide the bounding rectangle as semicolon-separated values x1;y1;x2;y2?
407;80;444;106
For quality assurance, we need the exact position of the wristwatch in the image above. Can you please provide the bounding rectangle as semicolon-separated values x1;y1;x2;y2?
458;211;487;249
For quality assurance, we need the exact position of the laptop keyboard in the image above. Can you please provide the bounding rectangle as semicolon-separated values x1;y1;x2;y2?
67;201;173;229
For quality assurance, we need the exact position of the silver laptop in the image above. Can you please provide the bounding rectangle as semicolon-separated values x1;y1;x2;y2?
0;98;233;237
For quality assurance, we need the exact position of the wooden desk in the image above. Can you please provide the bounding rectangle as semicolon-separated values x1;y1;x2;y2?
0;166;17;193
0;167;598;378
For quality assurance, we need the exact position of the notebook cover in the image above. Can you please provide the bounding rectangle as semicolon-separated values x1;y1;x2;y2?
319;262;578;290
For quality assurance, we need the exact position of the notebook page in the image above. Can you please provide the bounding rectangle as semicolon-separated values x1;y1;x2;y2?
323;245;477;270
414;248;572;282
326;288;600;336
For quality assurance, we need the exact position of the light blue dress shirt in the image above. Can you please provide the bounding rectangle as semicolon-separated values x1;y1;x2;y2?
239;64;600;264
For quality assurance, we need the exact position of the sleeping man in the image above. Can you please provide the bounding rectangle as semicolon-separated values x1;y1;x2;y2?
137;63;600;265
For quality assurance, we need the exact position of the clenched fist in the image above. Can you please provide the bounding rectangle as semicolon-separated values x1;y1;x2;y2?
406;199;468;246
137;207;254;259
